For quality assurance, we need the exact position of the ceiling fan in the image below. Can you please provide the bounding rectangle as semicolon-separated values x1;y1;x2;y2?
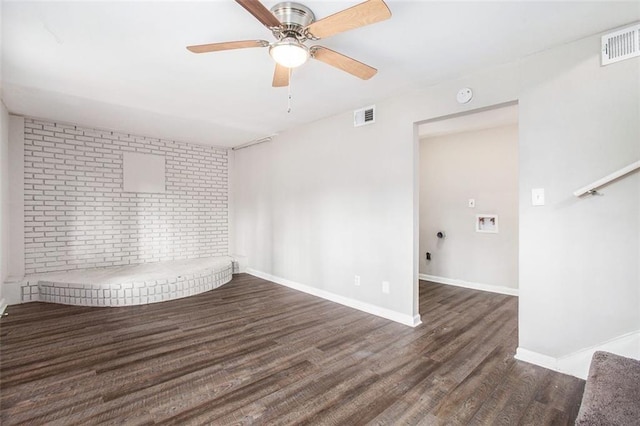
187;0;392;87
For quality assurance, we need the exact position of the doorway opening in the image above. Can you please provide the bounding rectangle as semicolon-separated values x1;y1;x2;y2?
414;102;519;317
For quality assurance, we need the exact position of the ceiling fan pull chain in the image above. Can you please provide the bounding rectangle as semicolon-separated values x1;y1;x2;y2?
287;67;292;113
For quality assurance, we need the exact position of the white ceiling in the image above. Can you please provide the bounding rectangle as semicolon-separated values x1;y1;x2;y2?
2;1;639;148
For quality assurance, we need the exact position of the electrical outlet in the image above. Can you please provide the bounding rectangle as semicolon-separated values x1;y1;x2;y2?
426;252;431;261
532;188;545;206
382;281;390;294
354;275;360;286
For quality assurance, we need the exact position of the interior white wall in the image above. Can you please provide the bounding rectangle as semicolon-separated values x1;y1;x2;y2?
19;118;229;275
233;62;521;323
0;103;9;311
419;125;518;290
517;32;639;358
0;0;5;312
7;115;24;283
1;115;25;306
233;115;418;320
233;26;639;363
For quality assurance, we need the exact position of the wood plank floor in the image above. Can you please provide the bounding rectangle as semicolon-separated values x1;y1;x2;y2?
0;274;584;425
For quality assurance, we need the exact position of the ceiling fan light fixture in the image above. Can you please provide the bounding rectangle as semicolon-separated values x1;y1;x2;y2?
269;37;309;68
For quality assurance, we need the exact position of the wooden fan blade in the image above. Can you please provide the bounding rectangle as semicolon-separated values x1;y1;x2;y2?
272;64;290;87
236;0;281;28
311;46;377;80
187;40;269;54
305;0;391;39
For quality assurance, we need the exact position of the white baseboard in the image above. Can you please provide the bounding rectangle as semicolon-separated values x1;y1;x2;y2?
0;298;7;316
419;273;518;296
516;330;640;379
247;268;421;327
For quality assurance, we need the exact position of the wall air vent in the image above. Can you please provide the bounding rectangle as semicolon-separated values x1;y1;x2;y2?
354;105;376;127
602;22;640;66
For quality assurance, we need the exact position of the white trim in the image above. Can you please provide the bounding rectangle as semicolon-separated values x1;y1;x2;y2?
419;273;518;296
516;330;640;379
247;268;422;327
514;347;559;372
0;298;7;315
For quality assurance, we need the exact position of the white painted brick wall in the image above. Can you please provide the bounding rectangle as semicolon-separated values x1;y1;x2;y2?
23;118;229;274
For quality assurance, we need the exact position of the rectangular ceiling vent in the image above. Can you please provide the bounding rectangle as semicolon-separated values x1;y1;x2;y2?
354;105;375;127
602;22;640;66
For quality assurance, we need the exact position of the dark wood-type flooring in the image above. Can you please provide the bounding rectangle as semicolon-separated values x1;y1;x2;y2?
1;274;584;425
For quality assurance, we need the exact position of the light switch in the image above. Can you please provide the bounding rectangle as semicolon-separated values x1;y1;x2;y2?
468;198;475;208
532;188;545;206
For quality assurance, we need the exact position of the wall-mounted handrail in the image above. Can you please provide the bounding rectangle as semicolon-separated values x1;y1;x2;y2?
573;160;640;197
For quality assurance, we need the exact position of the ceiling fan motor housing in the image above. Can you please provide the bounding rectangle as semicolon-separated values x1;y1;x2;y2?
270;2;316;41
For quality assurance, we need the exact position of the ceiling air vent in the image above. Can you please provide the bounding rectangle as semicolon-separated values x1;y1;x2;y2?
354;105;375;127
602;22;640;66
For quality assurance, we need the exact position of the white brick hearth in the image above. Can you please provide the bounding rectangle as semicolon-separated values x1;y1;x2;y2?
21;257;234;307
